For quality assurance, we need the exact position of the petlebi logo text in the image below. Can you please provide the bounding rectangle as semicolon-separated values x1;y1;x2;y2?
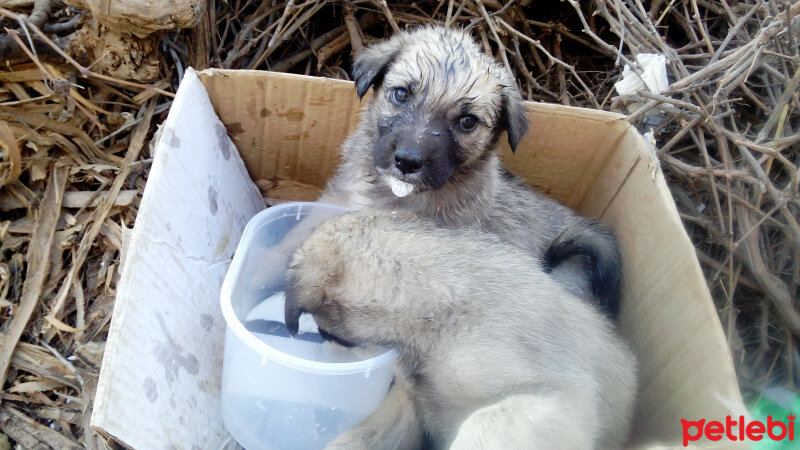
681;414;795;446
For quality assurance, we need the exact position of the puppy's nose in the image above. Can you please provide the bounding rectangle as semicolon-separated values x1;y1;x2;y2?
393;148;424;174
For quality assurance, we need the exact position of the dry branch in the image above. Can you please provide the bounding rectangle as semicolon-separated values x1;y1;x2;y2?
0;404;81;449
44;100;155;339
0;165;65;407
65;0;206;37
0;121;21;186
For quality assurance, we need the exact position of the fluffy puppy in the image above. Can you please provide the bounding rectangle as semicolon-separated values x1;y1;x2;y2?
318;26;622;318
285;210;637;449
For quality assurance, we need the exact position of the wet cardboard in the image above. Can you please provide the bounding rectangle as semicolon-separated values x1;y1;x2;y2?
90;70;263;448
93;67;746;448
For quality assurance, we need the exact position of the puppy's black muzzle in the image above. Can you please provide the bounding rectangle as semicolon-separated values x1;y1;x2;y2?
374;113;459;189
393;146;424;174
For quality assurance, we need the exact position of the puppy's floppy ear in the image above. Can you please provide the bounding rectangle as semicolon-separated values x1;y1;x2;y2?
500;86;530;152
352;37;403;99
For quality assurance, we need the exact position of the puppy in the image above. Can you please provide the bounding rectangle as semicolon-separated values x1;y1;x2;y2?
285;210;637;449
318;26;622;319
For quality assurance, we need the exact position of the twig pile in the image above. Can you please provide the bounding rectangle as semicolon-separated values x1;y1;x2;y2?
578;0;800;397
0;4;173;446
0;0;798;446
187;0;624;105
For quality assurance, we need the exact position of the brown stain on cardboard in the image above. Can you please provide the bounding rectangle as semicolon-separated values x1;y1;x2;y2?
277;108;304;122
260;107;271;117
214;215;234;258
282;132;309;141
225;122;245;137
214;233;230;257
309;95;333;106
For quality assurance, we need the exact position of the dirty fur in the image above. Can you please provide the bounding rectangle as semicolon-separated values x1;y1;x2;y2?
319;25;622;319
282;25;635;449
285;210;637;449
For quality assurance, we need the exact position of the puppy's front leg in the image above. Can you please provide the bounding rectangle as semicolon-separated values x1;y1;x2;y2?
325;384;422;450
283;211;429;449
449;391;598;450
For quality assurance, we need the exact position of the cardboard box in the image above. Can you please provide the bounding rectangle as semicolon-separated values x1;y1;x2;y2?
92;68;746;448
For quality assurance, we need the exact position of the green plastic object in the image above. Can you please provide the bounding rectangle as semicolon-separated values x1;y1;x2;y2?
750;387;799;449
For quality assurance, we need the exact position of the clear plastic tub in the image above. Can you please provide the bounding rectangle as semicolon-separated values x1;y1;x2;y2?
220;202;398;449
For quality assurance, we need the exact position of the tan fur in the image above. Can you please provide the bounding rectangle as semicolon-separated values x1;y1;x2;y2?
285;210;637;449
281;25;635;449
319;25;621;308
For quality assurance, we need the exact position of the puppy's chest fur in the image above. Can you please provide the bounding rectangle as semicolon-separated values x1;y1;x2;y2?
326;140;575;257
395;342;528;447
396;359;474;446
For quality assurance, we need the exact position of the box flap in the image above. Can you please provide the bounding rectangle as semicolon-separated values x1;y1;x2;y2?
91;69;263;448
584;127;747;446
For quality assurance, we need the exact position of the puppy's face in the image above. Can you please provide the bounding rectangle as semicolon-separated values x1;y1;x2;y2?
352;27;529;194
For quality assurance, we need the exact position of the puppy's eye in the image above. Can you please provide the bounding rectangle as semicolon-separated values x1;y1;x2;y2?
458;115;478;131
392;87;410;104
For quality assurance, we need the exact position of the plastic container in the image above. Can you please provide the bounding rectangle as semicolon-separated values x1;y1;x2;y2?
220;202;398;449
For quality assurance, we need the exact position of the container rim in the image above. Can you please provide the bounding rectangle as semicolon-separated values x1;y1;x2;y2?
220;202;398;375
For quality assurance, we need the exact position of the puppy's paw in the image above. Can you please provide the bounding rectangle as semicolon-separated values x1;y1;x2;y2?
284;211;382;338
283;228;346;336
284;210;403;345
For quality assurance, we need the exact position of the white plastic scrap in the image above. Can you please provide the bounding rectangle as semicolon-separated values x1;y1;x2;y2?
614;53;669;96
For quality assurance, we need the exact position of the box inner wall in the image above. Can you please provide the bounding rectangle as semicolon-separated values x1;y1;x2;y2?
198;69;743;447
